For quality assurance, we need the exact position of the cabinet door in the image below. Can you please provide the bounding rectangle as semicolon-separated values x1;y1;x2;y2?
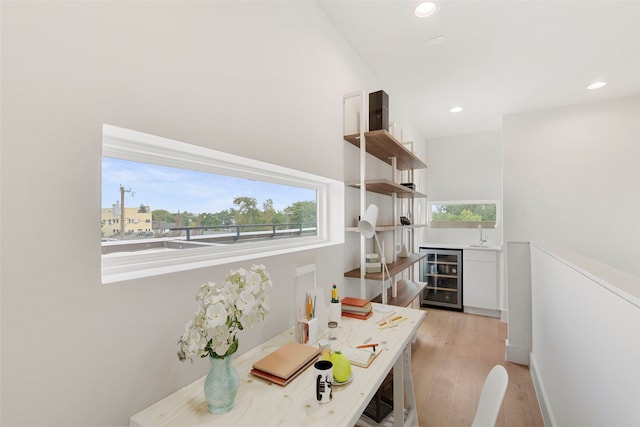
463;251;498;310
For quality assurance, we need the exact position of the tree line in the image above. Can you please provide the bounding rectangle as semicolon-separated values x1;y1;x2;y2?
150;196;317;229
431;203;496;222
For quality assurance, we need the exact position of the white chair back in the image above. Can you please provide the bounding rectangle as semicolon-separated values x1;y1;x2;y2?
470;365;509;427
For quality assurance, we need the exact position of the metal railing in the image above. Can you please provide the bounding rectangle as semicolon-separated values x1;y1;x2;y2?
169;223;314;241
101;222;317;255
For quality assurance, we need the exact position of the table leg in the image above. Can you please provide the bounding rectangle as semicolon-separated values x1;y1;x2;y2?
403;345;418;426
392;343;419;427
393;352;404;427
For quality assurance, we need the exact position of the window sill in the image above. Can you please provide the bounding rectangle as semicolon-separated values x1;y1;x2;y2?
102;236;342;284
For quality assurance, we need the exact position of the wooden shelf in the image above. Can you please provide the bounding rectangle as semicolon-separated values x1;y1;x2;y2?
424;274;458;279
344;96;426;301
371;279;426;307
423;286;458;292
346;179;427;198
344;130;427;171
344;253;427;281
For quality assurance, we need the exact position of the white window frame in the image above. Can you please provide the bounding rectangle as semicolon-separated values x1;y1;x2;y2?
101;124;344;284
428;200;500;229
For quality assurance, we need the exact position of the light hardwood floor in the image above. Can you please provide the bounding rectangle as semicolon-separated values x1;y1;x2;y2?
410;308;544;427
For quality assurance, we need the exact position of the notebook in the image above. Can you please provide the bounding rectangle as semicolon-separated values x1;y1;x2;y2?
341;346;382;368
251;342;320;386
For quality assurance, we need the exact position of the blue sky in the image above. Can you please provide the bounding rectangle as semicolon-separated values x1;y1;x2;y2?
102;158;316;214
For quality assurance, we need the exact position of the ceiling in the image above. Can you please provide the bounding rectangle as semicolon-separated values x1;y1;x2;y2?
318;0;640;139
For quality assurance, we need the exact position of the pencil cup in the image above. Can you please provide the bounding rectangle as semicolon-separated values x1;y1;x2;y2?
295;318;319;344
329;302;341;323
314;360;333;404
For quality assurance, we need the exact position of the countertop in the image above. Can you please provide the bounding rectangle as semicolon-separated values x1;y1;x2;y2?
420;242;503;251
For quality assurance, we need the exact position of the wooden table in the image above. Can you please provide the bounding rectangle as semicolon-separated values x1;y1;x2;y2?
130;304;426;427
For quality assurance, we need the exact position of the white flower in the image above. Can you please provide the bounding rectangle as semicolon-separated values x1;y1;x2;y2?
221;281;238;306
259;295;270;314
178;265;272;361
244;271;261;292
240;310;259;327
203;291;224;307
205;303;228;329
196;282;215;301
236;289;256;312
180;320;194;342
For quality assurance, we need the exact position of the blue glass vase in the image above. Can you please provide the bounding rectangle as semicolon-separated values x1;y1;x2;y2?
204;354;239;414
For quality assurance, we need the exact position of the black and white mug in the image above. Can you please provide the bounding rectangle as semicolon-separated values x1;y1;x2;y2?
314;360;333;403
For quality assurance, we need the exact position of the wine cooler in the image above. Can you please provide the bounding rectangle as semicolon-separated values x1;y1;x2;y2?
419;247;463;311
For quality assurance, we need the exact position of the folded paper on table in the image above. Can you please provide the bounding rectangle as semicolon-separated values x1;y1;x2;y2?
377;315;407;329
251;342;320;386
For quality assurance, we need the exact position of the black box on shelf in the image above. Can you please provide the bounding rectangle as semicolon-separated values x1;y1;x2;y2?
369;90;389;131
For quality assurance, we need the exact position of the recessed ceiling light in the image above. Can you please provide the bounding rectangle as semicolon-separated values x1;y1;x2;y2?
415;2;439;18
587;81;607;90
449;106;463;113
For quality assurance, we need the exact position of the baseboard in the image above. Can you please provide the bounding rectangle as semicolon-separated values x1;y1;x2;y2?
505;339;530;365
530;352;556;427
463;306;500;318
500;309;508;323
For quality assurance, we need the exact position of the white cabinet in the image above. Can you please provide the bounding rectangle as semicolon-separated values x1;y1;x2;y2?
463;250;499;314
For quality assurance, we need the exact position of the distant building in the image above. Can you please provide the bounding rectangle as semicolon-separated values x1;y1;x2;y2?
101;204;152;238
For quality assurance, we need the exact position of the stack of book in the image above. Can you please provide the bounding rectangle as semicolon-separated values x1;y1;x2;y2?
341;296;373;320
365;253;381;273
250;342;320;386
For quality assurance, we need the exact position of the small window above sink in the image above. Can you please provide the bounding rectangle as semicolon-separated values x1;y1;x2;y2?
428;201;499;229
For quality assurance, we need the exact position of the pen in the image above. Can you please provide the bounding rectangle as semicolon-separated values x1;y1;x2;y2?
356;343;378;349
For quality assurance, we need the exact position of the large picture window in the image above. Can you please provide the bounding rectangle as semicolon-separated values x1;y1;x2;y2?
101;125;343;283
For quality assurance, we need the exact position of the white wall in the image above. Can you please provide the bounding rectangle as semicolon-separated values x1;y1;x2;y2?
421;130;503;245
504;241;531;364
529;243;640;427
502;93;640;399
503;94;640;276
0;2;387;426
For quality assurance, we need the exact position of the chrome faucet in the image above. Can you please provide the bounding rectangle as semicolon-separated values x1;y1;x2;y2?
477;225;487;245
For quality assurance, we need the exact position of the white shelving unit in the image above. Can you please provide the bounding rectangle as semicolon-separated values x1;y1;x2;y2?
343;91;428;304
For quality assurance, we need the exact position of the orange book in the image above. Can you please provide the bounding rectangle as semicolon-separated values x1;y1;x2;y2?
341;310;373;320
250;342;319;386
340;296;370;307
